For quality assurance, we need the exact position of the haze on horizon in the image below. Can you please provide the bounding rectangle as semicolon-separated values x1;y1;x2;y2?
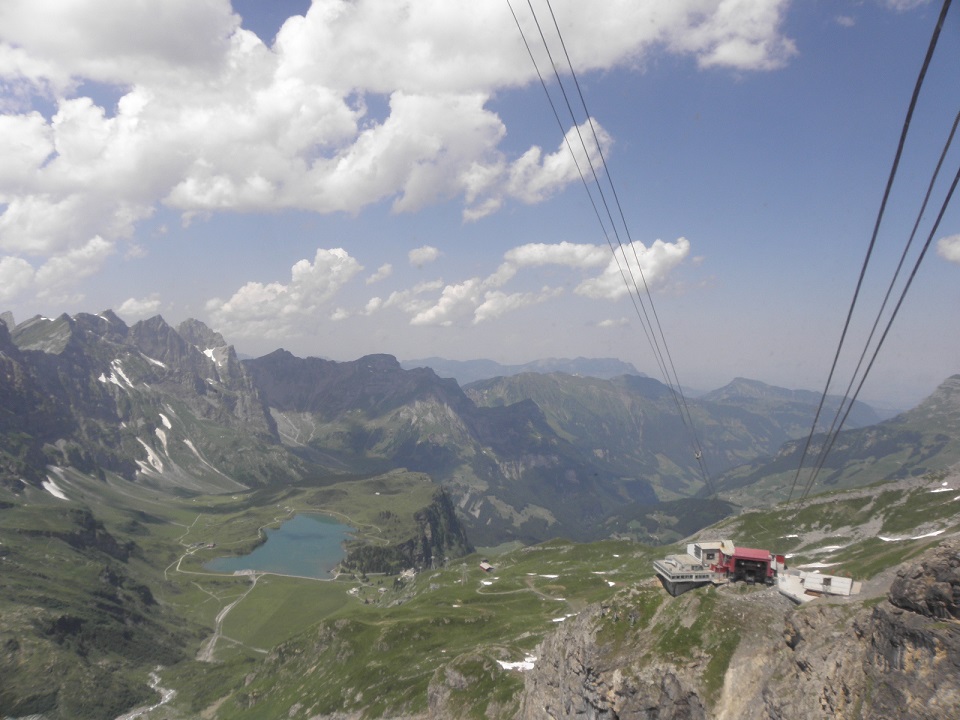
0;0;958;408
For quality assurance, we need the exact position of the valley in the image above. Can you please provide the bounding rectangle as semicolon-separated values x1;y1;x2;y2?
1;311;959;718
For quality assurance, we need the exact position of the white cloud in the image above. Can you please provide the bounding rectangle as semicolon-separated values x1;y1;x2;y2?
883;0;931;10
405;237;691;326
473;287;563;323
35;236;115;296
937;234;960;264
0;0;796;288
598;317;629;328
409;245;441;266
0;0;239;92
206;248;363;338
410;278;483;326
382;279;446;314
117;295;162;320
505;241;610;269
575;238;691;299
366;263;393;284
364;296;383;315
0;255;34;301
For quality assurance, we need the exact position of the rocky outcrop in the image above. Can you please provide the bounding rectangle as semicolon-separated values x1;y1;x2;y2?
520;540;960;720
340;489;472;574
521;610;707;719
888;541;960;620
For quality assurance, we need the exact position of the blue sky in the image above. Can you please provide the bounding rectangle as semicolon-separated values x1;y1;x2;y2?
0;0;957;407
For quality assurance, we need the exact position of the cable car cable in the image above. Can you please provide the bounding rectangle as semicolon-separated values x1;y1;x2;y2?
786;0;954;503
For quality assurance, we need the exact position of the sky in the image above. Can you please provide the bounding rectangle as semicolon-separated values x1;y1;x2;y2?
0;0;958;408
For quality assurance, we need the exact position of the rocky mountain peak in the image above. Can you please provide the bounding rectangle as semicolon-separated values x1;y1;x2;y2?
11;313;76;353
897;374;960;425
0;310;14;330
177;318;227;349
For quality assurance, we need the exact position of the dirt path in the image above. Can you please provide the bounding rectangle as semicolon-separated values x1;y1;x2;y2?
196;572;260;662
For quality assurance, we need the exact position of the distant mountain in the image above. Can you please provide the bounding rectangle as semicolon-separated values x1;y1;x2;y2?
463;372;884;500
717;374;960;505
400;356;643;385
703;377;882;436
3;308;943;548
244;351;660;545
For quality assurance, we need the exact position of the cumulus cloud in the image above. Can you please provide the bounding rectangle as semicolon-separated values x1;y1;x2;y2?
409;245;441;266
0;255;34;301
382;279;446;315
410;278;483;326
117;294;162;320
206;248;362;338
0;0;796;301
366;263;393;284
576;238;691;299
364;296;384;315
937;234;960;264
34;235;114;286
473;287;563;323
0;0;239;92
406;237;691;326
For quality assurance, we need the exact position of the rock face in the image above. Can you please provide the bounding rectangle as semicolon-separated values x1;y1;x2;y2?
0;312;298;493
519;603;710;720
519;539;960;720
340;489;473;574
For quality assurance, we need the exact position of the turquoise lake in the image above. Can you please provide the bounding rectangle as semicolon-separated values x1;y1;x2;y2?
205;514;355;579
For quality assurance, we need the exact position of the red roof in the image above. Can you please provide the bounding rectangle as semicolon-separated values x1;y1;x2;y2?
731;547;771;561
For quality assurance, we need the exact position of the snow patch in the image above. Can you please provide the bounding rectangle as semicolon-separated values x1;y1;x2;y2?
780;534;800;539
879;529;946;542
142;353;167;368
929;487;954;493
203;347;225;367
98;359;135;389
496;655;537;672
43;478;69;500
539;574;559;579
794;562;840;569
112;361;134;388
159;413;172;429
155;428;168;455
136;438;164;473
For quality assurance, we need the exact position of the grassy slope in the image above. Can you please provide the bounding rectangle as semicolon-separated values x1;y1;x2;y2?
3;460;958;719
0;469;458;719
176;537;664;719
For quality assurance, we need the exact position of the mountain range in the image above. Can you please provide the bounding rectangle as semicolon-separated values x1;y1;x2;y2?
1;310;949;547
2;309;960;719
399;355;644;385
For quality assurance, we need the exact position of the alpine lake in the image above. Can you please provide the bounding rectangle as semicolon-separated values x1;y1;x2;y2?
205;514;355;579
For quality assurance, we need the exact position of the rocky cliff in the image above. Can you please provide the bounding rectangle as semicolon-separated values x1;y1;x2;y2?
518;538;960;720
339;488;473;574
